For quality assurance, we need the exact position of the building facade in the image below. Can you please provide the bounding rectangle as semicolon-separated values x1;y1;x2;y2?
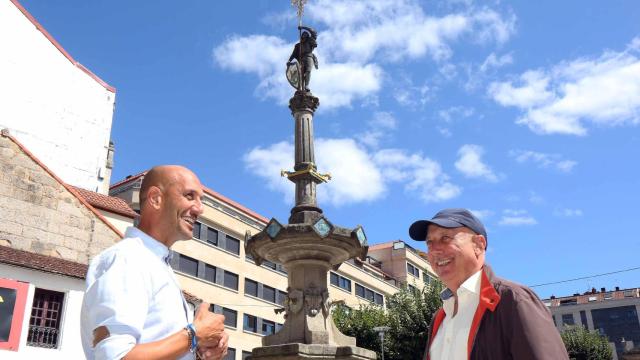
110;172;437;359
0;131;123;358
544;287;640;359
0;0;116;194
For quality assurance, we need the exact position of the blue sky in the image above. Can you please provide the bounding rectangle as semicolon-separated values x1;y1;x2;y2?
20;0;640;299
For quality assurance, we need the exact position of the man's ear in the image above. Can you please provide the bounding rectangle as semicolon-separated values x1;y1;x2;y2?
147;186;163;210
472;234;487;256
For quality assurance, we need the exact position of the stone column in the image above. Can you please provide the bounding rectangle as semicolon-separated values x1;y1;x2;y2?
287;91;323;224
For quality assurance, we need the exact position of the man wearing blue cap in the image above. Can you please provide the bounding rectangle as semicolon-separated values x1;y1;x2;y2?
409;208;568;360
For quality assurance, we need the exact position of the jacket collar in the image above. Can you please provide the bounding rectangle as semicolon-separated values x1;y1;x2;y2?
426;265;501;360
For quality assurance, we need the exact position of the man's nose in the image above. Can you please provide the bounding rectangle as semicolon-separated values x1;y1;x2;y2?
193;197;204;216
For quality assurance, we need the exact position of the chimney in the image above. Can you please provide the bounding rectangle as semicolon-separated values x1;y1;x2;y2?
615;286;620;291
600;287;606;293
550;295;555;299
591;288;596;294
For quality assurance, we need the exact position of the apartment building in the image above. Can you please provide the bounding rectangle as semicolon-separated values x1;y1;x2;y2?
543;287;640;359
110;171;437;359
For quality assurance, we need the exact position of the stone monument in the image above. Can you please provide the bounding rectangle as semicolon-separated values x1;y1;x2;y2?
244;1;377;359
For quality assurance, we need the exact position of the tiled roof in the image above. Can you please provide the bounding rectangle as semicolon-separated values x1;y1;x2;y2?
0;245;87;279
72;186;137;219
109;171;147;190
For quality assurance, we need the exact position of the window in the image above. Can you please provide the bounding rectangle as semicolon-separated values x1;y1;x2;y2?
224;347;235;360
27;289;64;348
178;254;198;277
245;279;258;297
192;222;202;239
423;273;433;285
277;290;287;306
374;293;384;306
580;310;588;327
330;272;339;287
407;262;419;277
355;283;383;306
330;272;351;292
263;260;277;270
562;314;575;326
223;308;237;328
223;271;239;290
243;314;257;333
365;288;375;302
225;236;240;255
262;319;276;335
204;264;216;283
242;351;252;359
262;285;276;303
206;227;218;246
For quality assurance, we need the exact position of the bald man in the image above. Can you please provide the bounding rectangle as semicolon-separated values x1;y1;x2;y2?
81;166;229;360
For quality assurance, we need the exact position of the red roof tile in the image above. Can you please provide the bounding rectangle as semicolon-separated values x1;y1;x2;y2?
72;186;137;219
0;245;87;279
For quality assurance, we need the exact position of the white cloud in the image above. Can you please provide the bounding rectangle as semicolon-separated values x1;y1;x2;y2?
455;144;498;182
509;150;577;173
374;149;462;202
359;112;398;148
214;0;516;109
498;209;537;226
214;36;383;110
244;139;461;206
438;106;475;122
488;38;640;135
554;208;583;217
480;52;513;73
470;209;493;220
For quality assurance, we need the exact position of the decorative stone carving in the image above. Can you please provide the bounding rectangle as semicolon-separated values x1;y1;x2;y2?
303;286;329;317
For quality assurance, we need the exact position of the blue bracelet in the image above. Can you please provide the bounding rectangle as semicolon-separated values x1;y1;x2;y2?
186;323;198;353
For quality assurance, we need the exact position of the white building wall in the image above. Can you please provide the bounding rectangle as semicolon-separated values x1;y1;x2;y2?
1;264;86;359
0;0;116;194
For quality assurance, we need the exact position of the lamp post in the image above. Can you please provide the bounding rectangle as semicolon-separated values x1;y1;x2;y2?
373;326;390;360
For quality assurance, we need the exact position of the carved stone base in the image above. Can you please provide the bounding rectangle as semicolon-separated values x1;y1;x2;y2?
249;343;377;360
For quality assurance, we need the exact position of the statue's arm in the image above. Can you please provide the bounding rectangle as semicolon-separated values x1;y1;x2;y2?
288;43;299;63
298;26;317;39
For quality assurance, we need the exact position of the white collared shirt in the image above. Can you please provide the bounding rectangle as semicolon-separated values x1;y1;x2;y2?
81;227;194;360
429;270;482;360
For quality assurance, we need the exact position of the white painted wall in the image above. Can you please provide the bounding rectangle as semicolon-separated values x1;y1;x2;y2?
100;210;135;234
0;0;116;194
0;264;86;359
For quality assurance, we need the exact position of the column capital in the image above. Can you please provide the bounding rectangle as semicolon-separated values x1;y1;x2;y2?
289;91;320;114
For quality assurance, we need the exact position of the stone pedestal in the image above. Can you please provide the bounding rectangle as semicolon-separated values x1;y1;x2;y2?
250;344;377;360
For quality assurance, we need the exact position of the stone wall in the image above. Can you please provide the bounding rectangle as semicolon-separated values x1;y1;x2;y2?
0;133;120;264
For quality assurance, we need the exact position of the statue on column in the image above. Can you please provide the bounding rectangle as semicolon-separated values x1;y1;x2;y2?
287;26;318;92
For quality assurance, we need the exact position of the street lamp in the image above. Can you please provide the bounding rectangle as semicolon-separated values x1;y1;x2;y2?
373;326;390;360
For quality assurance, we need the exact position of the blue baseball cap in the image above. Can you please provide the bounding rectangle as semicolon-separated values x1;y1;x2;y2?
409;208;487;243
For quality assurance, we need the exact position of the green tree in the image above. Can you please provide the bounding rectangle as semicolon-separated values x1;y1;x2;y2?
333;302;388;356
385;283;443;359
561;326;613;360
333;282;443;359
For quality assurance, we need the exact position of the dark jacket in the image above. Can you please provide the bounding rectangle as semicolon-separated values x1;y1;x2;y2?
423;266;569;360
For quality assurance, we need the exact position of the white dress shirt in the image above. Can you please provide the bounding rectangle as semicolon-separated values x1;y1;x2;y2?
81;227;194;360
429;270;482;360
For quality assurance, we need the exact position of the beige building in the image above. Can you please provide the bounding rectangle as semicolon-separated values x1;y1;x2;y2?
543;287;640;359
110;171;437;359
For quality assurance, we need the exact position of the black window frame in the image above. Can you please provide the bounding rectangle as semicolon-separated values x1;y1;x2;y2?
243;314;257;333
245;278;258;297
223;271;239;291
